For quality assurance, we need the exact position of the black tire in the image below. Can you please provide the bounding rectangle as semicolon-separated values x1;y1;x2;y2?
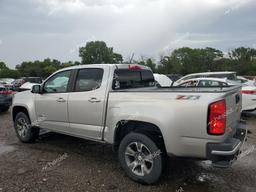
14;112;39;143
118;132;163;184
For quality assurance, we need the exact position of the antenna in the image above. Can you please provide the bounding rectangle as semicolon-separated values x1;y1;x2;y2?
129;53;135;64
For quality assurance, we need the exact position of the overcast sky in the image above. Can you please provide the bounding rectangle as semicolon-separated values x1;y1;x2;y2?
0;0;256;68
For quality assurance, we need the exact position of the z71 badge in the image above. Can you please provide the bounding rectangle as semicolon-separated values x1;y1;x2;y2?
176;95;201;100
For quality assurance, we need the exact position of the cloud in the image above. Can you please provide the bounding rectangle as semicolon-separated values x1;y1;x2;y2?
69;35;96;54
162;31;256;55
35;0;136;15
224;0;253;15
0;0;255;67
162;32;222;53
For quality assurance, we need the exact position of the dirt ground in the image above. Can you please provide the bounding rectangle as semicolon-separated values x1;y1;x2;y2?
0;110;256;192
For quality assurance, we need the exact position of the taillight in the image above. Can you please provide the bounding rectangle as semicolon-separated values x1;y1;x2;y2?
0;90;12;95
128;64;141;70
208;100;226;135
241;90;256;95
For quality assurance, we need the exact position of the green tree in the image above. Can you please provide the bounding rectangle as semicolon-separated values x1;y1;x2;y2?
202;47;223;71
0;69;20;78
79;41;123;64
61;61;76;68
228;47;256;75
158;47;224;75
16;61;43;77
229;47;256;61
138;58;157;72
16;59;60;78
0;61;8;70
43;65;57;76
15;59;80;78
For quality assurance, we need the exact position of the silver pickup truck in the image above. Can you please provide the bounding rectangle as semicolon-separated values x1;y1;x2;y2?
11;64;246;184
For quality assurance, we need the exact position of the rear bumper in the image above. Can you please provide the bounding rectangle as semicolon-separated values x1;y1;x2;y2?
206;120;247;168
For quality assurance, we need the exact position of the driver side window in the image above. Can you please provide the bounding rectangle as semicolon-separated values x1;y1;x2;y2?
44;70;71;93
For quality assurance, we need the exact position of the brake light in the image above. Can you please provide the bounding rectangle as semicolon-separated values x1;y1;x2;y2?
208;100;226;135
241;90;256;95
0;90;12;95
128;64;141;70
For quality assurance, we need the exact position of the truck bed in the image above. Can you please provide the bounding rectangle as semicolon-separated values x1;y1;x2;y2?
112;85;241;93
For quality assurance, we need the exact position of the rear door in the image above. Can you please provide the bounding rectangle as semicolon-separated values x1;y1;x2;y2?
67;66;110;140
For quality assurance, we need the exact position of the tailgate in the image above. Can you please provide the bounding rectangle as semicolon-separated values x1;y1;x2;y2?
225;87;242;135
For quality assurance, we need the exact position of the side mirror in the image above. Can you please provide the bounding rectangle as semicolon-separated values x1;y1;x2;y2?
31;85;42;94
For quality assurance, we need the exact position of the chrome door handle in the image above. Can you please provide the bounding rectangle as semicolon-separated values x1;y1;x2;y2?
88;97;101;103
56;98;66;102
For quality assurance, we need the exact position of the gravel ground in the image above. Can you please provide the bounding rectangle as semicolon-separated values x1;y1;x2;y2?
0;110;256;192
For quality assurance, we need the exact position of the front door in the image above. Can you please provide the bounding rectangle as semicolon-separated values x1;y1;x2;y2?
35;70;72;132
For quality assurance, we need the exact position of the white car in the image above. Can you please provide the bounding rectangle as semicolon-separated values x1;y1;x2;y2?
19;82;40;92
153;73;172;87
241;86;256;111
237;76;256;86
0;78;15;88
177;77;256;111
174;71;237;86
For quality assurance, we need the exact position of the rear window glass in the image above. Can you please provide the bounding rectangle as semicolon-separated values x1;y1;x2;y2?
113;69;155;90
208;73;237;80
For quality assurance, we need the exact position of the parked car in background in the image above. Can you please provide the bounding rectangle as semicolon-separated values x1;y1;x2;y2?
174;71;237;86
12;79;25;90
0;84;13;112
177;78;240;87
19;82;40;92
12;64;246;184
241;86;256;111
0;78;15;89
22;77;43;84
166;74;182;82
177;78;256;111
153;73;172;87
237;76;256;86
12;77;43;91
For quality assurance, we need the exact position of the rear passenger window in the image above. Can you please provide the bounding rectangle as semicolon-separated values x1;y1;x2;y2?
113;69;155;90
198;80;227;87
75;68;103;92
198;80;210;86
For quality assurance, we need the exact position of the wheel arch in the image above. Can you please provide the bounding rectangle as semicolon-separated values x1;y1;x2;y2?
113;120;167;154
12;105;30;122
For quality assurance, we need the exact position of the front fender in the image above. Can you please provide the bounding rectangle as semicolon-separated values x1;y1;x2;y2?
12;91;37;124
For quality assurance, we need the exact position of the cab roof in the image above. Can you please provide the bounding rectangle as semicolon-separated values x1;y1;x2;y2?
58;64;151;71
